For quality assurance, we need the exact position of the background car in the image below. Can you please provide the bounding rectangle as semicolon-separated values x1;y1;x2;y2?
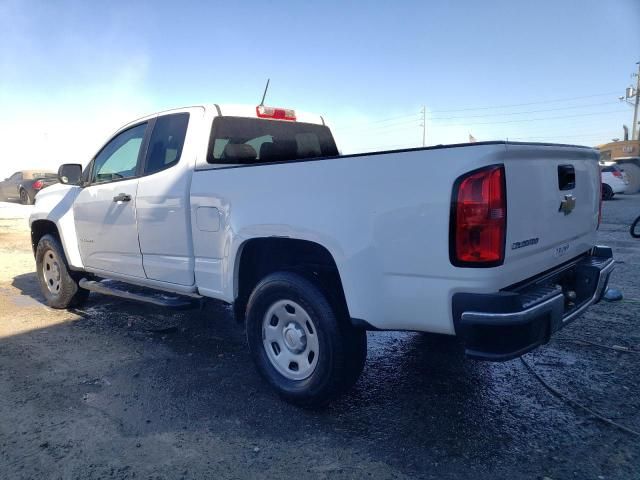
600;163;628;201
0;170;58;205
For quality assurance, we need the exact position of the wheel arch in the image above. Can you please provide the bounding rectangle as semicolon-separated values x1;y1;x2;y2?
31;219;60;256
232;237;351;325
30;218;84;271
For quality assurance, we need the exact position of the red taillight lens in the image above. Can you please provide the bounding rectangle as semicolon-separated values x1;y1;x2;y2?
32;180;44;189
612;170;622;178
450;165;506;266
256;105;296;121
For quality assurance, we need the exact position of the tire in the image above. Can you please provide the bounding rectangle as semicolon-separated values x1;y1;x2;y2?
631;215;640;239
602;183;614;201
245;271;367;407
19;188;33;205
35;234;89;309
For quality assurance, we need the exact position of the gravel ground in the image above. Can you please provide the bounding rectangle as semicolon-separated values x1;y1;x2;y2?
0;197;638;480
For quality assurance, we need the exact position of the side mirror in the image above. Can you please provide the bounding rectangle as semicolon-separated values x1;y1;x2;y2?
58;164;83;185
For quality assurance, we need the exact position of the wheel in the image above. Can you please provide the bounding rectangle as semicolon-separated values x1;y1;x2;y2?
245;271;367;407
602;183;614;201
19;188;33;205
35;234;89;308
631;215;640;239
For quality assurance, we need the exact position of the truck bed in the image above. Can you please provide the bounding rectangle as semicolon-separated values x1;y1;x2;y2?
190;140;600;333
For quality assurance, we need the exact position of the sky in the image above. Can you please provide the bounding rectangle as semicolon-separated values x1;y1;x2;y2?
0;0;638;178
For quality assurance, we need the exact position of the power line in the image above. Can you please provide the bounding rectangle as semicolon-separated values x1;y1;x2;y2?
430;101;619;120
429;91;620;113
333;93;620;130
334;119;420;133
333;113;418;129
434;108;627;127
365;113;419;124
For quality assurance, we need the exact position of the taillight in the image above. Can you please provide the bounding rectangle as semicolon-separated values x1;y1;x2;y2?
256;105;296;121
450;165;506;267
32;180;44;189
612;170;622;178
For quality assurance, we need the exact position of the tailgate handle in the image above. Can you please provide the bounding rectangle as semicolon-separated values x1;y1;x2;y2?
558;165;575;191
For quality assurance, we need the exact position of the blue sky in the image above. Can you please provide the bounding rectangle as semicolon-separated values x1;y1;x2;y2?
0;0;638;176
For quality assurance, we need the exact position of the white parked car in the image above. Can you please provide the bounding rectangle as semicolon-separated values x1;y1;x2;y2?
600;163;628;200
29;104;614;405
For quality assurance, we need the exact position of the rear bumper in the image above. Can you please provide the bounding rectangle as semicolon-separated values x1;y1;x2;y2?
452;246;615;361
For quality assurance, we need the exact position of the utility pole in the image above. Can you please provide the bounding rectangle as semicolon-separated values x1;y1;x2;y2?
632;62;640;141
420;106;426;147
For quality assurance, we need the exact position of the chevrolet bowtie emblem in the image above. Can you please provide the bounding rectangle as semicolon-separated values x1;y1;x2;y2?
559;194;576;215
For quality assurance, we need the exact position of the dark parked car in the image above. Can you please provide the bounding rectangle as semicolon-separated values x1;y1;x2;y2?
0;170;58;205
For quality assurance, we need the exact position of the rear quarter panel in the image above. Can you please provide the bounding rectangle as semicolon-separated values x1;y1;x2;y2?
192;144;518;333
191;142;599;334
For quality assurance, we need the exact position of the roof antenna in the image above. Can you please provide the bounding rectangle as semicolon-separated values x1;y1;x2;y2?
259;78;270;106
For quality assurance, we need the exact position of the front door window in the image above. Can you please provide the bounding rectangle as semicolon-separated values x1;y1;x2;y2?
92;123;147;183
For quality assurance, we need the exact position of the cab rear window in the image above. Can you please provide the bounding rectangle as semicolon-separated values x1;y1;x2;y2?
207;117;338;165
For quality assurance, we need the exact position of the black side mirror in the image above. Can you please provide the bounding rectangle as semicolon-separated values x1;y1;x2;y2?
58;164;83;185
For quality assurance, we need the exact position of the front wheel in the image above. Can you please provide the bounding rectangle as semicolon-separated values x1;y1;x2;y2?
35;234;89;308
245;271;367;407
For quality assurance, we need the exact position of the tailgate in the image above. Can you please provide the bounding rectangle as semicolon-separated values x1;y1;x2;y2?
502;144;600;273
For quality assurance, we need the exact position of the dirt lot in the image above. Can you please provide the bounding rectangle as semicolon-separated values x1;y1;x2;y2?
0;197;639;480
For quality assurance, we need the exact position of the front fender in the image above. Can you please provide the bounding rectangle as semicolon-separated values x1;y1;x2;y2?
30;184;84;269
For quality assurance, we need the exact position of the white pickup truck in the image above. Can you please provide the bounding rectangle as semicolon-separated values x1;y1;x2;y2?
30;103;614;405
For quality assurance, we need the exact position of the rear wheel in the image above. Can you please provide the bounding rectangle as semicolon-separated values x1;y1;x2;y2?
35;234;89;308
602;183;614;201
245;271;367;407
19;188;32;205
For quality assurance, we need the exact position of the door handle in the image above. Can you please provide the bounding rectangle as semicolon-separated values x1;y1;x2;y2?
113;193;132;203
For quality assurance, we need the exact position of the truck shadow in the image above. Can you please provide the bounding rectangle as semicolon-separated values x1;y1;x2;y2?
7;271;539;472
11;272;43;302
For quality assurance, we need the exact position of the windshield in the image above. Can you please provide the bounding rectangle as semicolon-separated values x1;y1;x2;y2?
208;117;339;165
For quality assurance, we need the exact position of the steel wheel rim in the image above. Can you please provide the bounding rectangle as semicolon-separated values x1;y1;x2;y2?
42;249;62;295
262;299;319;381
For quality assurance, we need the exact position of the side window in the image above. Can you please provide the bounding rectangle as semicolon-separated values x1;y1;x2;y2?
144;113;190;175
92;123;147;184
11;172;22;181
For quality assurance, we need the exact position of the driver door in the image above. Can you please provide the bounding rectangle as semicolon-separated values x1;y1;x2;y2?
73;122;149;278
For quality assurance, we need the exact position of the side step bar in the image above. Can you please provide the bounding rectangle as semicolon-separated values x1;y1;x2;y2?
79;278;198;309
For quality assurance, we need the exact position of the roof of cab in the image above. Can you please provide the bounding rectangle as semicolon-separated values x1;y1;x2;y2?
119;104;327;133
